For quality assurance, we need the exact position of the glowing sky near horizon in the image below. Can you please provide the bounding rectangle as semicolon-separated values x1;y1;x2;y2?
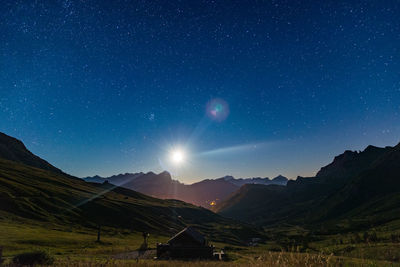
0;1;400;183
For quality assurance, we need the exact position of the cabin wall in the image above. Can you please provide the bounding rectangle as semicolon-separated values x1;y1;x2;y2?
169;247;214;259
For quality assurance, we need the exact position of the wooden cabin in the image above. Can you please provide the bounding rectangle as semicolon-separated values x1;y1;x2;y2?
156;227;214;259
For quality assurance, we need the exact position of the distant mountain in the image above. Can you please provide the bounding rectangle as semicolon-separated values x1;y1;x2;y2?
124;171;187;198
0;132;63;174
214;142;400;231
189;178;240;206
84;172;144;185
84;173;288;208
221;175;289;185
214;184;288;223
85;172;239;207
223;175;288;186
272;175;289;184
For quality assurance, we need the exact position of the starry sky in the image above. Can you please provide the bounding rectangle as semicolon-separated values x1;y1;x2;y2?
1;0;400;183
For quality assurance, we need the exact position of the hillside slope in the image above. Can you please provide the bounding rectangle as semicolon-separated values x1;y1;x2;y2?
0;157;258;243
310;143;400;224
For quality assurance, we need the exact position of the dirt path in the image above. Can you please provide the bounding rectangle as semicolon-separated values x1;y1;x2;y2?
112;249;156;260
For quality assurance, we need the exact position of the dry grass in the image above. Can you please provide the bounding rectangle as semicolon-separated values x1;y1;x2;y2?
3;251;389;267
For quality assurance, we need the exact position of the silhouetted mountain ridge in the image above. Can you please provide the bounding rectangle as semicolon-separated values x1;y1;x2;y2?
316;145;387;180
215;142;400;231
0;132;63;174
222;175;288;186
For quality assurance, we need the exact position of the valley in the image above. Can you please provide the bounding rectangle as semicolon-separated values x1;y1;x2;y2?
0;132;400;266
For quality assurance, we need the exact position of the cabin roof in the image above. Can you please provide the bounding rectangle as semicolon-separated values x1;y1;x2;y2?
168;226;205;244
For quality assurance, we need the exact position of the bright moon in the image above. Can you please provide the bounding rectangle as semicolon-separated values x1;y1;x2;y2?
171;149;185;164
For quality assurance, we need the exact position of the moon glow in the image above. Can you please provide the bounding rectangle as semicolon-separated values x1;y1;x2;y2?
170;149;185;165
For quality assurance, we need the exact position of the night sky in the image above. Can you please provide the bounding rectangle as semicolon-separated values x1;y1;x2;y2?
1;1;399;182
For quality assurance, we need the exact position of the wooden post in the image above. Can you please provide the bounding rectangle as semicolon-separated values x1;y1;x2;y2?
142;232;147;246
97;225;101;242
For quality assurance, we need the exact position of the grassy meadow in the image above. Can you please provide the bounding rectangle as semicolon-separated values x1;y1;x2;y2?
1;219;400;266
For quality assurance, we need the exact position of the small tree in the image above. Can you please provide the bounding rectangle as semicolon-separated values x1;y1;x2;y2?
142;232;149;247
137;233;150;262
12;251;54;266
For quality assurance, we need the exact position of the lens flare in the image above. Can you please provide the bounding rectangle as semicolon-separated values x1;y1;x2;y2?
206;98;229;122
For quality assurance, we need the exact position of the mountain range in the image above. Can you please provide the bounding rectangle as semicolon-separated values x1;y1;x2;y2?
84;173;288;207
0;132;258;243
222;174;288;186
2;130;400;237
214;143;400;233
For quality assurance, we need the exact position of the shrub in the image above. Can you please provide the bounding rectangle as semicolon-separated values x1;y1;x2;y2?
353;233;362;243
12;250;54;266
369;231;378;242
